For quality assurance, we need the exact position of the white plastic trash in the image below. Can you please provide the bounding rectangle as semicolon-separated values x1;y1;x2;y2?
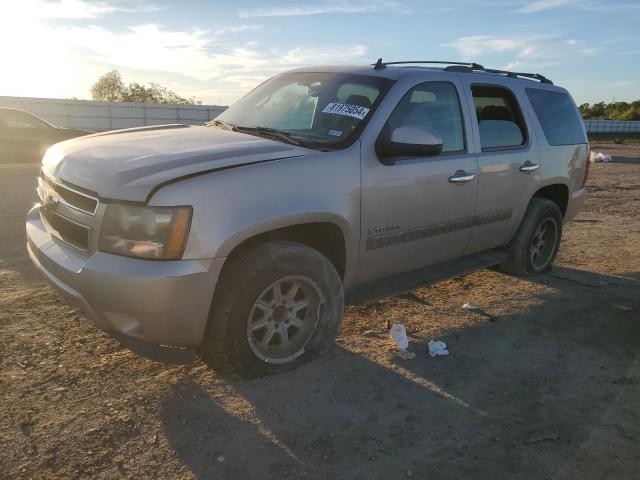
463;303;479;311
390;323;409;350
428;340;449;357
589;151;612;163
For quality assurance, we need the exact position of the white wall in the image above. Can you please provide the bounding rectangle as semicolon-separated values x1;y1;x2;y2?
2;96;639;135
0;96;227;131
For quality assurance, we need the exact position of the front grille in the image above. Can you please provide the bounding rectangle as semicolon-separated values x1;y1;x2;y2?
41;208;90;251
41;174;98;215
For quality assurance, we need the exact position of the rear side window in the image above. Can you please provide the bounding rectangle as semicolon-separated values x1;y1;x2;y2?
526;88;587;146
472;85;527;150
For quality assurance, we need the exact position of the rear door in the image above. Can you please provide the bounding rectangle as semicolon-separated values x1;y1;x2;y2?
357;77;478;283
457;79;542;253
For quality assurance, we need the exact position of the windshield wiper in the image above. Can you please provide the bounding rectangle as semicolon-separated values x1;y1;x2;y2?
206;119;237;131
234;126;303;147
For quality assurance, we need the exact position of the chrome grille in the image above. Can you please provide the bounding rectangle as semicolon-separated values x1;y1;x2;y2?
39;173;98;215
41;208;91;251
37;172;98;252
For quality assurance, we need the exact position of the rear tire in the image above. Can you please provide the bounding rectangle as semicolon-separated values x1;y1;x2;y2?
200;241;343;377
499;198;563;276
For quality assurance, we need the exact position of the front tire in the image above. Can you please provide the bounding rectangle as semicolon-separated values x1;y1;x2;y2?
499;198;563;276
201;241;344;377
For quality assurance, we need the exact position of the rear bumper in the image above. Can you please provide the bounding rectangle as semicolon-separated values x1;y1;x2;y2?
26;205;225;361
564;187;587;222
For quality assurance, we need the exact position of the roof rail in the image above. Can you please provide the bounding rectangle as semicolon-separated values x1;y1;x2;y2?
371;58;553;85
373;59;484;70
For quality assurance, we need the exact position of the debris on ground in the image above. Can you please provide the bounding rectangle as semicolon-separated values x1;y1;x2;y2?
590;151;613;163
524;432;560;445
428;340;449;357
390;323;415;359
463;303;496;321
398;350;416;360
390;323;409;350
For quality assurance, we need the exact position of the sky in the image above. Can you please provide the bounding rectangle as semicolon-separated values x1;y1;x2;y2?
0;0;638;106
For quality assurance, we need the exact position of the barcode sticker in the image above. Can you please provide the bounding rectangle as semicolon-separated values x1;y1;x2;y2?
322;102;370;120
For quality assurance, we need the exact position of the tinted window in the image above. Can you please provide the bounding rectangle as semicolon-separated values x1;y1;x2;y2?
472;85;527;150
216;72;392;149
526;88;587;146
386;81;465;153
256;82;318;130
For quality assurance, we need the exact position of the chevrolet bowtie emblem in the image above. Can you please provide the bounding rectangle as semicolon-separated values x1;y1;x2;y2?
43;194;58;210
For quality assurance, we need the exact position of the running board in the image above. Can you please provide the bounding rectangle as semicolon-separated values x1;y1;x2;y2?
345;249;508;305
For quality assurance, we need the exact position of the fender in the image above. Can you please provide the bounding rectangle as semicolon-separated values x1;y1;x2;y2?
147;146;363;286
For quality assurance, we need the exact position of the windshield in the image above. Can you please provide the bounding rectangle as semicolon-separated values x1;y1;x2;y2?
211;72;393;149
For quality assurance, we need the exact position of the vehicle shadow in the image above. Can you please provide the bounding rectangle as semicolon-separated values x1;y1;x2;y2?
161;266;640;480
611;156;640;165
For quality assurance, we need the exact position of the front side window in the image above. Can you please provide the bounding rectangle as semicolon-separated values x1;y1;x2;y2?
385;81;465;153
472;85;527;150
212;72;393;149
526;88;587;146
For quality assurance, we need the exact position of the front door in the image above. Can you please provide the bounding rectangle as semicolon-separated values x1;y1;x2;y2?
357;79;478;283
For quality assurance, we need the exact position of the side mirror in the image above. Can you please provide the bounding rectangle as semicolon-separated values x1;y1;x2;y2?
378;126;443;164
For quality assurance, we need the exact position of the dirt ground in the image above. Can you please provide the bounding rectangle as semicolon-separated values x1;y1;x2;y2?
1;140;639;479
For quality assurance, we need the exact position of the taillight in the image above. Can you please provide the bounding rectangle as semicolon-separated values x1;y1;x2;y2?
581;144;591;188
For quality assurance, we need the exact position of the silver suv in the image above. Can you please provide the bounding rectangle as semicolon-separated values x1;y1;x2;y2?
26;60;589;375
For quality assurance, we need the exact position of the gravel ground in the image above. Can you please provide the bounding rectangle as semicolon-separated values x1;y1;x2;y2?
1;140;639;479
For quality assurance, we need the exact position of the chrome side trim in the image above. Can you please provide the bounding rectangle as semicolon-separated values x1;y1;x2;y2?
366;208;513;250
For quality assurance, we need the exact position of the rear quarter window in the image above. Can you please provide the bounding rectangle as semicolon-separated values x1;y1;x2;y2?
526;88;587;146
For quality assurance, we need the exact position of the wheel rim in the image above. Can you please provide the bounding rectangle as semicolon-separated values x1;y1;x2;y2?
530;218;559;270
246;275;324;364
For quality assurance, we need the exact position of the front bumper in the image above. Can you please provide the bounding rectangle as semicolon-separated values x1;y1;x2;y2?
26;205;225;362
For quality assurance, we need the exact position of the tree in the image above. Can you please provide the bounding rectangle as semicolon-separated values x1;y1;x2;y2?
90;70;125;102
579;100;640;120
90;70;200;105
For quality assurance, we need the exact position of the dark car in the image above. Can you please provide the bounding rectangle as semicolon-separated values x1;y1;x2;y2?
0;108;92;163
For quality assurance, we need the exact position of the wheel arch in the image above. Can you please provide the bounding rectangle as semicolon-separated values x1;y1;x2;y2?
531;183;569;217
217;215;353;283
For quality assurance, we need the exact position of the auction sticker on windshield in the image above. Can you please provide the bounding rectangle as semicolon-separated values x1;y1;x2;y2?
322;103;370;120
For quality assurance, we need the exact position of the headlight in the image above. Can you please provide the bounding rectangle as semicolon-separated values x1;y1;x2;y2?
99;204;192;260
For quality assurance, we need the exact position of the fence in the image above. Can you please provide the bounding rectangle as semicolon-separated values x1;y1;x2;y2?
583;119;640;134
2;95;640;135
0;96;227;131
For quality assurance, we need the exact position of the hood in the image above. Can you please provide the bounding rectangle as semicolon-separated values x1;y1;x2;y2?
54;127;94;142
42;124;311;202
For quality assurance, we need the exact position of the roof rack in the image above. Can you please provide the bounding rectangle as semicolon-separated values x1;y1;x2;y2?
371;58;553;85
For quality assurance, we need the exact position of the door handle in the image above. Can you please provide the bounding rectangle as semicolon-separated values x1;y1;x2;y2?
519;161;539;173
448;171;476;183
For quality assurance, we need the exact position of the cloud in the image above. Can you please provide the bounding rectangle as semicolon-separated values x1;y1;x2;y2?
515;0;577;13
18;0;158;19
444;36;529;59
607;80;636;88
52;24;367;81
516;0;640;13
238;0;406;18
503;61;522;70
444;34;603;71
0;9;369;103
